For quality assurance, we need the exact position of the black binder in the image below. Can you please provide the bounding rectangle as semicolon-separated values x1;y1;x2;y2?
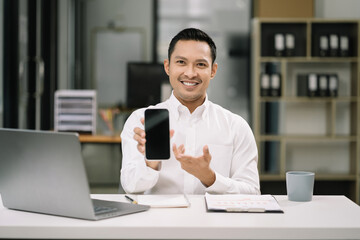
340;35;349;57
328;74;339;97
270;73;281;97
307;73;318;97
329;34;339;57
260;73;270;97
319;35;329;57
318;74;329;97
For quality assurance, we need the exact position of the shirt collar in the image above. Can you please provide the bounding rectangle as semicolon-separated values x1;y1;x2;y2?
167;91;209;121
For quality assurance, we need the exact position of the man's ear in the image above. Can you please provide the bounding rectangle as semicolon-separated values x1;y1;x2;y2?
210;62;218;79
164;59;170;76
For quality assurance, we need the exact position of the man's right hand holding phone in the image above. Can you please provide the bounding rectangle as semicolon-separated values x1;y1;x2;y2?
133;118;174;170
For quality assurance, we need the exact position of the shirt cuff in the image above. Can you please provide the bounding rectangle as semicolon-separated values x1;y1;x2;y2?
145;160;162;171
205;171;230;194
137;158;160;180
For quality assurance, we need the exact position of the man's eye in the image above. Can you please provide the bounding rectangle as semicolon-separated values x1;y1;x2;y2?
176;60;185;64
197;63;207;67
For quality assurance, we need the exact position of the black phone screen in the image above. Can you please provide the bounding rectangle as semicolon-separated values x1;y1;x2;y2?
144;109;170;160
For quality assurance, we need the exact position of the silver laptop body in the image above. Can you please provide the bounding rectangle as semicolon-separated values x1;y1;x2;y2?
0;128;149;220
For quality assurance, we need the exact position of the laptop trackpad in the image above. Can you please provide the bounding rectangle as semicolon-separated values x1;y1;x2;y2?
92;198;150;217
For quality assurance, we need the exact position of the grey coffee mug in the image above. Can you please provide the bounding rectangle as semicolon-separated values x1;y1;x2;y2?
286;171;315;202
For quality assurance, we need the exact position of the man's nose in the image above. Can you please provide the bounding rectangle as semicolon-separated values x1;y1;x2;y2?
184;65;197;78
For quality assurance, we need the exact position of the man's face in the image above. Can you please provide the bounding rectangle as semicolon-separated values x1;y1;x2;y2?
164;40;217;110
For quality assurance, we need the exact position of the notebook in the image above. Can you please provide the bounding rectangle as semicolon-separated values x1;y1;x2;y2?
0;128;149;220
205;193;283;213
134;194;190;208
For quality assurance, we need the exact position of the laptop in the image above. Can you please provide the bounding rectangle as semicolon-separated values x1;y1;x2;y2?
0;128;149;220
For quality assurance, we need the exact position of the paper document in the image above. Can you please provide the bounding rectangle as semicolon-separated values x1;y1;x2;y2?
136;194;190;208
205;193;283;213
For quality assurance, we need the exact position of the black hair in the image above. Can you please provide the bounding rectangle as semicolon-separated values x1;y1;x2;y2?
167;28;217;64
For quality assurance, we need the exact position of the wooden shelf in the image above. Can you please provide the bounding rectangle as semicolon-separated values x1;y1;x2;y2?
260;174;358;181
253;18;360;203
254;18;360;23
78;134;121;143
260;57;358;62
258;135;358;142
259;96;358;102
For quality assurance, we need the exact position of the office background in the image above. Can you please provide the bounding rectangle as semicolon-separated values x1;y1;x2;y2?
1;0;360;198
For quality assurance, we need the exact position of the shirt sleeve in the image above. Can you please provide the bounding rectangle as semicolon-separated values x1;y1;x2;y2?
206;117;260;195
120;109;160;194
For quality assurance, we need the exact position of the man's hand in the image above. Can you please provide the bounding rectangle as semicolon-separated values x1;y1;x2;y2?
133;118;146;154
172;144;216;187
133;117;174;170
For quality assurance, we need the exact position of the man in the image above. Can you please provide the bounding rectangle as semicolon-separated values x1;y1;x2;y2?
121;28;260;195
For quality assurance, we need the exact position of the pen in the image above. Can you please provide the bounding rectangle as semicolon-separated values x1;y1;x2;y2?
125;195;138;204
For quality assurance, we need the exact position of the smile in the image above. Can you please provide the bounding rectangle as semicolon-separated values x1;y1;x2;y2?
181;81;198;86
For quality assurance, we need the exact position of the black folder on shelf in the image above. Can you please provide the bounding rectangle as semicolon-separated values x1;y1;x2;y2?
260;73;270;97
297;73;339;97
329;34;339;57
318;74;329;97
297;73;318;97
270;73;281;97
328;74;339;97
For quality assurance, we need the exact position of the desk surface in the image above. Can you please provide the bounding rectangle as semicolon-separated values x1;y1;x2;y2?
1;195;360;239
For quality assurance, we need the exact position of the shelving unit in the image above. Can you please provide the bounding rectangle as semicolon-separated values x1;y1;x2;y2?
54;90;97;134
252;18;360;203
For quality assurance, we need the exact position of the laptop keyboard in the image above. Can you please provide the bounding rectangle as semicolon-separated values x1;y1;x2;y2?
94;205;118;215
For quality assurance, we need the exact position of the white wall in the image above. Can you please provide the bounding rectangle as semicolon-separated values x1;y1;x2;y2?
85;0;153;106
84;0;153;61
58;0;74;90
57;0;153;92
315;0;360;18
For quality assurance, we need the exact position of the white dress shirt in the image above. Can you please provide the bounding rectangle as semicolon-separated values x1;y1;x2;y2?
120;93;260;195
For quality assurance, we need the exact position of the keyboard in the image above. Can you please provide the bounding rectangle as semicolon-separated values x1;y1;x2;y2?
94;205;118;215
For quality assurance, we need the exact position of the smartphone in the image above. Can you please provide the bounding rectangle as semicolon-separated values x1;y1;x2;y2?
144;109;170;160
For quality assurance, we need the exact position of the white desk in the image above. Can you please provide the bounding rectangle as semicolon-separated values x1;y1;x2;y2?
1;194;360;239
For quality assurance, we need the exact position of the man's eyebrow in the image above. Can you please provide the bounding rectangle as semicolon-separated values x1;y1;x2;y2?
195;59;209;63
173;56;187;61
173;56;210;64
